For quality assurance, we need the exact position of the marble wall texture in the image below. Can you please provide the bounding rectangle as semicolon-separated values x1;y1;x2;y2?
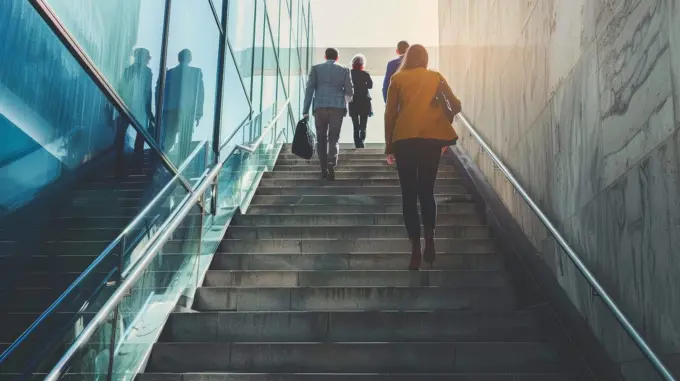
438;0;680;379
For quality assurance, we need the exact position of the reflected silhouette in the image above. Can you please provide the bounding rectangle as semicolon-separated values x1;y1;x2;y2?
159;49;205;165
115;47;155;167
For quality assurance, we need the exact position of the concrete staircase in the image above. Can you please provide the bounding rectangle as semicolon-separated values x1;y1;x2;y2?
140;147;587;380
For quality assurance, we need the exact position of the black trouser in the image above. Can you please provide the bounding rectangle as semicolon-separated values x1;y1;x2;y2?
351;113;368;148
394;139;442;239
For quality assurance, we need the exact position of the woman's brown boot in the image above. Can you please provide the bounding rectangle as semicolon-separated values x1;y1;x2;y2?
409;238;422;271
424;229;436;265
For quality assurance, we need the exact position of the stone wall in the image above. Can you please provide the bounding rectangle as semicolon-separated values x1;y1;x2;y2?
438;0;680;379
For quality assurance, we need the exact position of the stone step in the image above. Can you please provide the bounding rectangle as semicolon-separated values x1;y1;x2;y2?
71;196;143;208
245;203;477;215
258;178;464;187
276;157;392;164
193;286;515;312
83;178;154;189
61;205;145;218
272;164;455;172
254;185;468;196
283;146;385;154
216;238;496;255
146;342;564;374
0;254;116;272
0;312;98;343
210;252;503;271
0;250;502;273
225;225;490;240
279;153;392;160
160;310;549;343
88;172;155;181
13;271;108;289
136;373;574;381
0;225;198;242
232;213;482;226
0;240;111;257
262;171;458;180
52;216;158;229
73;188;148;198
202;270;508;287
249;194;473;206
274;158;406;166
1;288;67;313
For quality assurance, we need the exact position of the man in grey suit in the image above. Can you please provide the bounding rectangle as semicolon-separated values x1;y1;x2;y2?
302;48;354;180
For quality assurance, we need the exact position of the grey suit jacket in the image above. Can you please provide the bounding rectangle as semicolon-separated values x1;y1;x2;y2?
302;60;354;115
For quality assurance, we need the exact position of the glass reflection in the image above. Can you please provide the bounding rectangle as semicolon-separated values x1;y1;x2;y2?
161;1;220;167
114;47;155;161
45;0;166;146
0;1;119;213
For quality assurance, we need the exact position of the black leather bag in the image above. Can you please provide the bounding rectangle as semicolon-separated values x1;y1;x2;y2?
432;78;462;124
291;117;316;160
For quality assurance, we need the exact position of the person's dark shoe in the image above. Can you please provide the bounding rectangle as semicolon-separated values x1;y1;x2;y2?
424;233;436;265
409;238;422;271
321;169;328;179
327;166;335;181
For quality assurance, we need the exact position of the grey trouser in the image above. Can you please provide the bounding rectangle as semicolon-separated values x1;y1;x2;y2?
314;107;345;169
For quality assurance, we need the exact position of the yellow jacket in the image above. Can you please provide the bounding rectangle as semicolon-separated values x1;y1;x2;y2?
384;68;459;154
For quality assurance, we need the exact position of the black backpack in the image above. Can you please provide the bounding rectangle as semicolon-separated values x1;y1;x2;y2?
291;117;315;160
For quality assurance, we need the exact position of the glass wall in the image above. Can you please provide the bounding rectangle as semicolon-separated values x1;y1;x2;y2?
45;0;166;140
0;0;314;208
38;0;314;169
0;0;315;376
0;1;121;214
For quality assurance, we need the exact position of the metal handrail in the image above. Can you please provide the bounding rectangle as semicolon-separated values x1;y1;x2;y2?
455;113;676;381
0;140;208;365
236;99;291;153
44;99;291;381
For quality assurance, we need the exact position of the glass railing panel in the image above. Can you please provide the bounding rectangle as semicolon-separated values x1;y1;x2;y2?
0;145;207;377
117;145;206;276
239;105;286;212
110;202;203;380
41;309;118;381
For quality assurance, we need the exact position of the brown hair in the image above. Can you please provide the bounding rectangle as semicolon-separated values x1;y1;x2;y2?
397;40;410;55
398;44;428;72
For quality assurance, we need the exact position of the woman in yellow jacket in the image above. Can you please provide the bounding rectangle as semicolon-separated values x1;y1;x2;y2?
384;44;460;271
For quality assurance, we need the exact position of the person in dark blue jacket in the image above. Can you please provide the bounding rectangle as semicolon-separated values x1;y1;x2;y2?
382;40;409;102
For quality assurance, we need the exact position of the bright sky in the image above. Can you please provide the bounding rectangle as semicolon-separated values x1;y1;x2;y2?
310;0;440;48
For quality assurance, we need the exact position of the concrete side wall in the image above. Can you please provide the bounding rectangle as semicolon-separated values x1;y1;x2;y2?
438;0;680;379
